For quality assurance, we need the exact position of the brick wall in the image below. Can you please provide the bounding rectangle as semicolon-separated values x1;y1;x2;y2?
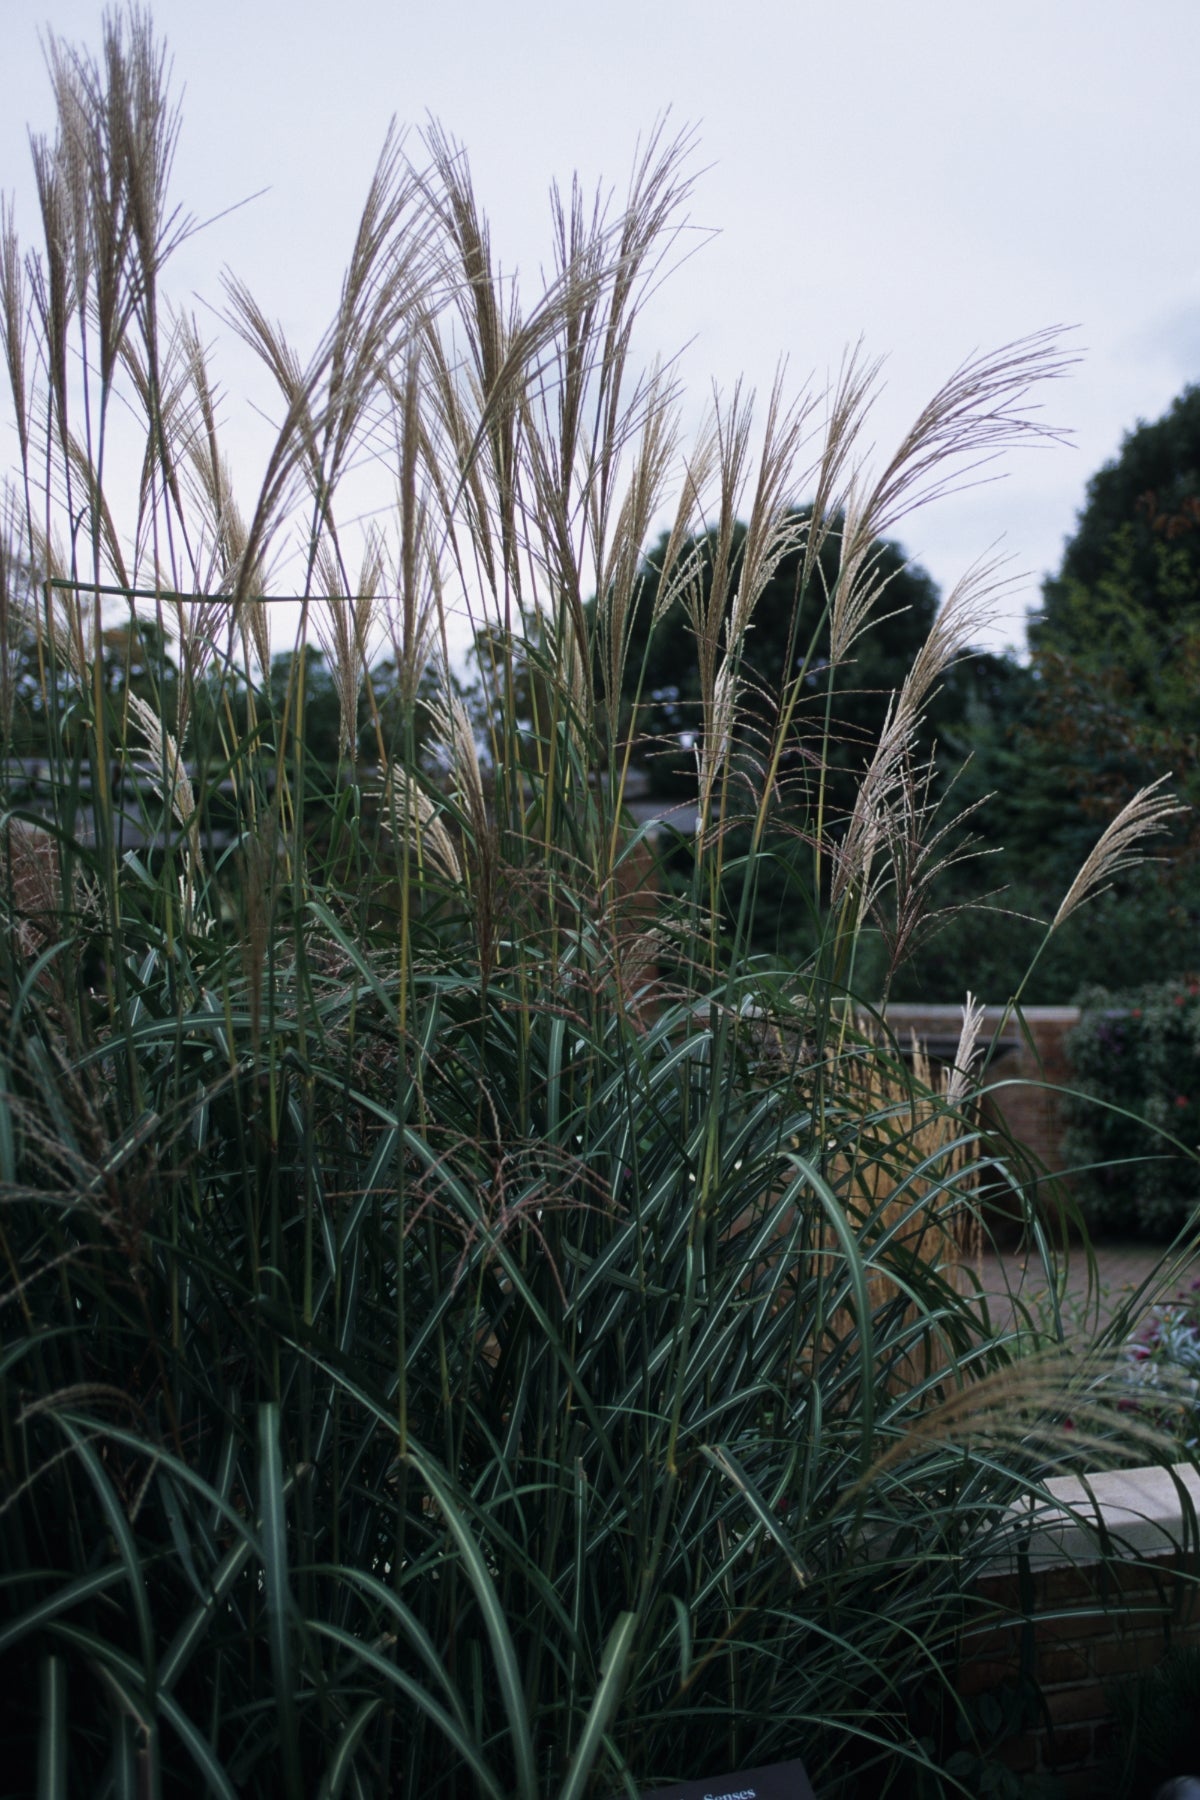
885;1004;1081;1233
958;1466;1200;1794
961;1555;1200;1792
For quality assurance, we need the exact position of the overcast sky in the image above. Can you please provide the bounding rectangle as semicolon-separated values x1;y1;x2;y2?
4;0;1200;654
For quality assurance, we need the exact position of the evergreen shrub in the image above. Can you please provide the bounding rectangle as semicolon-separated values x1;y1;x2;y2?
1065;981;1200;1238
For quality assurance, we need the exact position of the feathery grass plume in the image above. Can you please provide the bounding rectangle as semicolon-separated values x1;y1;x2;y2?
166;311;269;710
63;429;130;590
27;535;89;684
594;367;681;715
827;491;899;668
382;332;438;706
646;415;721;635
300;125;431;515
681;381;754;723
936;993;989;1285
587;117;701;437
725;373;814;654
832;551;1009;908
849;329;1076;544
696;654;741;828
525;126;698;686
37;42;91;343
430;683;489;862
416;124;530;644
174;310;229;553
518;177;611;680
945;990;987;1111
420;121;696;695
380;758;462;884
685;379;812;844
87;15;193;596
125;692;203;915
223;129;436;629
26;133;75;486
218;281;311;633
903;550;1013;710
314;534;381;757
42;23;135;398
119;324;191;567
865;754;990;982
802;342;883;589
0;200;30;471
821;333;1073;691
121;305;234;602
420;128;613;482
109;9;192;302
850;1348;1186;1501
1052;775;1184;929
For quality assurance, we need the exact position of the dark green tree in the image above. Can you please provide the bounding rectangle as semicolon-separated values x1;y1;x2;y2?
1024;384;1200;874
267;644;345;765
1036;383;1200;641
619;511;968;807
894;389;1200;1005
1029;384;1200;828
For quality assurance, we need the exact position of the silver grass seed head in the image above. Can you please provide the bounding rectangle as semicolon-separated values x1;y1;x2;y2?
1052;776;1184;930
126;691;198;836
432;686;487;838
381;760;463;885
944;991;986;1110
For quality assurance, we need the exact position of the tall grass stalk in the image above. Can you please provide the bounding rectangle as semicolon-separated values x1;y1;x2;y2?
0;15;1191;1798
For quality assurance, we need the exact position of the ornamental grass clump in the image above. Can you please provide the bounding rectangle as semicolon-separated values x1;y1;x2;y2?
820;1019;986;1389
0;14;1191;1798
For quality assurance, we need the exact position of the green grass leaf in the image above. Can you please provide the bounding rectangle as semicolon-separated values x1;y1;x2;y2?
37;1655;67;1800
258;1402;305;1800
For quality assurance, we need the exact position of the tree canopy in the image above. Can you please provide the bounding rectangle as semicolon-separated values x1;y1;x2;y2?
893;385;1200;1005
1036;383;1200;642
1025;384;1200;850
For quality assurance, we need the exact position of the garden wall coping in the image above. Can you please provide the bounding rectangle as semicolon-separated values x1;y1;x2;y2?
883;1005;1082;1023
987;1464;1200;1571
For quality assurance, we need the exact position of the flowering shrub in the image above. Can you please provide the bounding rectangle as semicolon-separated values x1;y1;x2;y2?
1119;1284;1200;1448
1064;981;1200;1238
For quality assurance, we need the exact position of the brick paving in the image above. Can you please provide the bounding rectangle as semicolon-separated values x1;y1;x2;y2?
976;1241;1200;1339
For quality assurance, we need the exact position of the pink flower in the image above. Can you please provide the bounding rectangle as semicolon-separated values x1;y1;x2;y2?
1177;1096;1191;1110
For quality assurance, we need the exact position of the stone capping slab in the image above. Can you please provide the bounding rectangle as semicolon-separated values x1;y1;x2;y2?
881;1003;1080;1058
985;1464;1200;1572
883;1005;1082;1024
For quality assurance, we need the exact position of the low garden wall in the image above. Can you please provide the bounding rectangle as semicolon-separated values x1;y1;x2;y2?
960;1466;1200;1793
884;1004;1081;1178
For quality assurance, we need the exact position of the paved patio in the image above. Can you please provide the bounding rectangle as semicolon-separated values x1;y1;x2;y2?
976;1241;1200;1339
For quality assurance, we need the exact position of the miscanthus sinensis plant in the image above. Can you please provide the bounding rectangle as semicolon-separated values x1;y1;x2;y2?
0;13;1191;1799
